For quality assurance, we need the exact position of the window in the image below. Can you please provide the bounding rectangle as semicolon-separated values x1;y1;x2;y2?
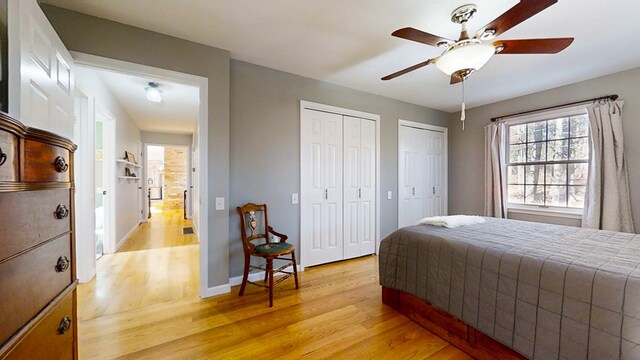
506;113;589;210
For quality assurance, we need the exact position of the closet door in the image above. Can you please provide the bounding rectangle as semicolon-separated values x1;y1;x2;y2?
398;124;446;228
301;109;343;267
426;131;446;216
343;117;376;259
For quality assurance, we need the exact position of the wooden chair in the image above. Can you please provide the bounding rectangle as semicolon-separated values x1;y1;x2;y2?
237;203;299;306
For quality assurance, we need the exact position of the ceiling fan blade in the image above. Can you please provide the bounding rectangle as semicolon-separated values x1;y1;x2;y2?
381;58;437;81
392;27;454;47
450;74;463;85
494;38;574;54
475;0;557;39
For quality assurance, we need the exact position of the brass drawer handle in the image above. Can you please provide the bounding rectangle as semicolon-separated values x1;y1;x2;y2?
54;156;68;173
55;204;69;219
58;316;72;335
0;147;6;166
55;256;70;273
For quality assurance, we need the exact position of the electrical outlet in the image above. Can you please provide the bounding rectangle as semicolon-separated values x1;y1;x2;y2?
387;191;392;200
215;197;224;210
292;193;299;204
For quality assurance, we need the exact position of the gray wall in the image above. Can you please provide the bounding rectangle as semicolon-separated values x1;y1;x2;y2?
42;5;232;287
448;67;640;231
230;60;449;277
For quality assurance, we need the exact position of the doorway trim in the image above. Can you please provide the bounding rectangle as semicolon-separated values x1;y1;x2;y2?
70;52;210;298
95;104;117;255
397;119;449;229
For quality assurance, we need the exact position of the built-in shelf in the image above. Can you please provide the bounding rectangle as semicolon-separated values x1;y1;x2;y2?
118;176;141;180
116;159;143;168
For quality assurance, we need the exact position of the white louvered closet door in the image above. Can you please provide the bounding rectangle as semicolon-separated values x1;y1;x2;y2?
301;109;343;267
343;116;376;259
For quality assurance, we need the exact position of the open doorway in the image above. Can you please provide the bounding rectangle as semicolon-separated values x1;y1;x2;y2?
71;53;210;302
146;144;190;218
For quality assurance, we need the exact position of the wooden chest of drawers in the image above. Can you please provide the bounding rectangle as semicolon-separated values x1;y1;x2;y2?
0;112;77;359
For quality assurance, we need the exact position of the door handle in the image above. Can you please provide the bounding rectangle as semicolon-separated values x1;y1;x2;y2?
412;187;415;196
103;190;107;195
358;188;361;198
433;186;435;195
325;189;328;200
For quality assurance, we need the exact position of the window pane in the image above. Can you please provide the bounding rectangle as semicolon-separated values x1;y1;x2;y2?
570;138;589;160
545;186;567;207
545;164;567;185
547;139;569;161
509;144;526;163
526;165;545;185
525;185;545;205
568;186;586;208
548;118;568;140
527;142;546;162
510;124;527;144
568;163;588;185
570;115;589;138
527;121;547;142
508;185;525;204
508;165;525;184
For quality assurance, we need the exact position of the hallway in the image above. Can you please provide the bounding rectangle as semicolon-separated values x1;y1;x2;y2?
77;210;199;357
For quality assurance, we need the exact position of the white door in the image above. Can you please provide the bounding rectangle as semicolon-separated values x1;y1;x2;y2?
301;109;343;267
8;0;75;139
343;116;376;259
398;123;447;228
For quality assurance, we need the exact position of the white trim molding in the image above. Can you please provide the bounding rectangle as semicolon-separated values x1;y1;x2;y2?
116;223;141;251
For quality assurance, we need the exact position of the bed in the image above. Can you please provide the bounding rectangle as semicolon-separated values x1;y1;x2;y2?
379;217;640;359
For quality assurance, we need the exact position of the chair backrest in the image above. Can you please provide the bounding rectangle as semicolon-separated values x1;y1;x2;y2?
237;203;270;254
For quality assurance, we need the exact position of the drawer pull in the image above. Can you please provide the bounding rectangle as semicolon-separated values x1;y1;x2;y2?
0;147;6;166
55;256;70;272
57;316;72;335
55;204;69;219
54;156;69;173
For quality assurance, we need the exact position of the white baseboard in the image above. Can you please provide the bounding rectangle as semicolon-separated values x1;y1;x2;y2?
115;223;141;251
202;265;303;298
203;284;231;298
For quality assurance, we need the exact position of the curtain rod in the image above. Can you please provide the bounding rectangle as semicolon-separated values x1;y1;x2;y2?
491;94;619;122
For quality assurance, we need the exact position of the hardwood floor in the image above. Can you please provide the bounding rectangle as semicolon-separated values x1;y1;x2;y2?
77;211;470;359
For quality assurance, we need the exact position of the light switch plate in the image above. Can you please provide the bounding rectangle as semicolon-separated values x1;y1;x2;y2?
292;193;299;204
387;191;392;200
215;197;224;210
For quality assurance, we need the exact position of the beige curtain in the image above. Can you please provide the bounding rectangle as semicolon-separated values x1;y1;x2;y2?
484;121;508;218
582;100;635;233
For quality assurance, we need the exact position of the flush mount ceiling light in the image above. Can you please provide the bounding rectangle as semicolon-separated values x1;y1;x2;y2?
145;82;162;103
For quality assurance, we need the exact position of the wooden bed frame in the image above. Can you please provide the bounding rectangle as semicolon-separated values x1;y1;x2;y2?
382;287;526;360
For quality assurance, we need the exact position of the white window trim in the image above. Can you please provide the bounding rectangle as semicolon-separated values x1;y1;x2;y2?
503;104;589;218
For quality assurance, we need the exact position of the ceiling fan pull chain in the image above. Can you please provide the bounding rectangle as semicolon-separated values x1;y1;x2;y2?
460;80;466;131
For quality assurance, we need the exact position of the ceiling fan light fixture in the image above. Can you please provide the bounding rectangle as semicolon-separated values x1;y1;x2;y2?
435;40;495;76
145;82;162;103
479;28;497;40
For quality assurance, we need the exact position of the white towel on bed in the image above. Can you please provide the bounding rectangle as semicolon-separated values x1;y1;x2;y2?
417;215;485;228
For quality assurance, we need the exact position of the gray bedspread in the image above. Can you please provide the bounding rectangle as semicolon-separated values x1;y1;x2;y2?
379;217;640;359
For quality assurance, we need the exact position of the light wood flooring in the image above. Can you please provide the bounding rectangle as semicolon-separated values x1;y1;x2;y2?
78;210;470;359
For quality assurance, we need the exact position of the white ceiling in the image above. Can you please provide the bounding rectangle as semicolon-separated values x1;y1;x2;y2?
46;0;640;112
91;68;199;133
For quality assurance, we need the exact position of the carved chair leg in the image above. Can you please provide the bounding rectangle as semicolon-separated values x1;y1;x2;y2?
291;250;299;289
239;255;250;296
268;258;274;307
264;259;269;283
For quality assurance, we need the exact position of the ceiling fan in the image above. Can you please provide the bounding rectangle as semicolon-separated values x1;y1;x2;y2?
382;0;574;84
